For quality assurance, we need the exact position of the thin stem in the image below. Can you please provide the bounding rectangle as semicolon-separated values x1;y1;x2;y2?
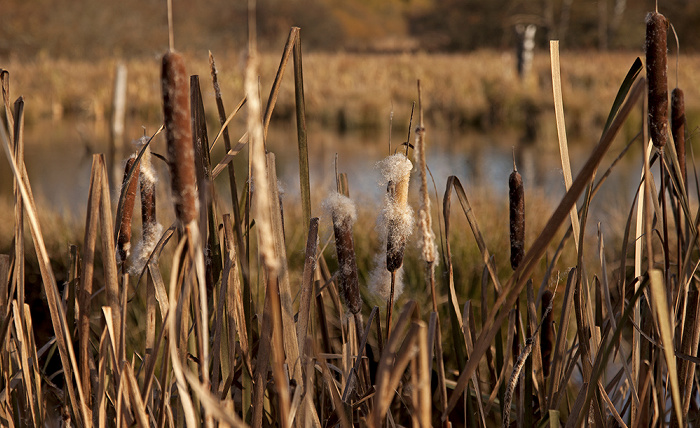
386;271;396;341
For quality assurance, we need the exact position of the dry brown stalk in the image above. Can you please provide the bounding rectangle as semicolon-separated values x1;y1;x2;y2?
162;51;197;227
646;11;669;148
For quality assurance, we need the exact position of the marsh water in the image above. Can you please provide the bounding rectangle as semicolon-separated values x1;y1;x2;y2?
0;117;661;234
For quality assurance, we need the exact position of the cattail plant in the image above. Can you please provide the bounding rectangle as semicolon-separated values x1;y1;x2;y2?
371;153;413;338
646;11;669;149
323;192;361;314
117;156;140;268
162;51;197;227
646;11;672;275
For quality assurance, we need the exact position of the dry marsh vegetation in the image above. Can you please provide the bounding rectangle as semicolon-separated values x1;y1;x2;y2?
2;11;700;428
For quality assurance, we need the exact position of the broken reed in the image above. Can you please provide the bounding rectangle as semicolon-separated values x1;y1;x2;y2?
646;11;669;148
162;51;197;226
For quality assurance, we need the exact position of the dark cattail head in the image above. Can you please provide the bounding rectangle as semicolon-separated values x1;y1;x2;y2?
509;167;525;271
162;51;197;226
646;11;669;148
323;193;361;314
117;156;140;265
671;87;686;186
541;290;555;378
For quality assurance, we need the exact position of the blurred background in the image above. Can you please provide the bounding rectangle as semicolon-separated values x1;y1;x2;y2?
2;0;700;59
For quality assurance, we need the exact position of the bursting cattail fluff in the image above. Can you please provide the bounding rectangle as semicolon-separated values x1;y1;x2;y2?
377;154;414;272
509;167;525;270
162;51;198;226
323;192;361;314
672;88;686;185
129;138;163;276
117;156;140;265
646;12;669;148
369;253;405;302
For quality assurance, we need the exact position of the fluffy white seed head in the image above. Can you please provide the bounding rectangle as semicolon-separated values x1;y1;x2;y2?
368;253;404;301
322;192;357;230
128;223;164;276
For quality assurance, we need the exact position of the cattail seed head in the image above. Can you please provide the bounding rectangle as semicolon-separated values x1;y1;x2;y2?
509;168;525;271
162;51;197;226
672;88;686;185
541;290;555;378
323;192;361;314
646;11;669;148
378;154;413;272
117;156;140;265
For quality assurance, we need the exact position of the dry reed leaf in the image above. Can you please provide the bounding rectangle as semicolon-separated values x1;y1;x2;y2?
123;361;149;428
445;176;502;293
461;302;487;427
550;40;581;251
221;217;249;373
320;358;351;428
267;154;302;386
263;27;299;140
166;234;197;428
445;78;644;418
0;121;91;425
11;302;39;426
372;301;417;425
649;269;683;424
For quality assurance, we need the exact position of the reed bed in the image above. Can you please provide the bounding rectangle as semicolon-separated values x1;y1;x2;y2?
2;10;700;428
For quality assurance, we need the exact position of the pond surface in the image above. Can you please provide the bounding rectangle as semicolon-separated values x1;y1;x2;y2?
0;117;670;237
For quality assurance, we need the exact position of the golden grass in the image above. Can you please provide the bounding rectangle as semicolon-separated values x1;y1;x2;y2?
6;50;700;140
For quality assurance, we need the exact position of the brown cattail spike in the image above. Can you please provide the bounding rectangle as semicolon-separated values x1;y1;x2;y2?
671;88;686;186
117;156;140;264
509;168;525;271
162;51;197;226
541;290;555;378
646;11;669;148
324;193;361;314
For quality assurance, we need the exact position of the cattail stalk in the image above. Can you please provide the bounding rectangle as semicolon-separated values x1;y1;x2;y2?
378;153;413;338
324;193;361;315
646;11;668;149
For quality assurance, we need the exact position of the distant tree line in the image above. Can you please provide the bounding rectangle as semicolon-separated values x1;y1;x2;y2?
2;0;700;59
